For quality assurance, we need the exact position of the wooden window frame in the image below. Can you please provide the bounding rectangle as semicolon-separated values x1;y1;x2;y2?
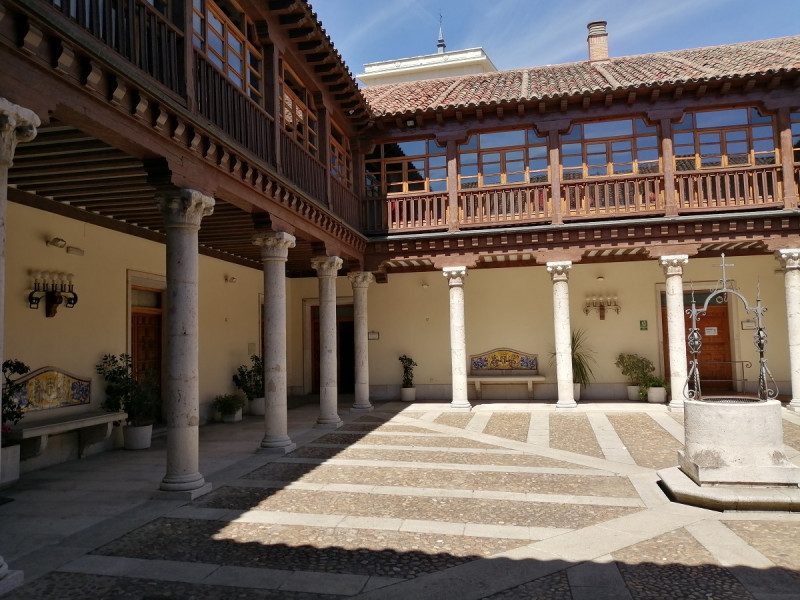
330;123;352;187
790;109;800;164
364;139;446;196
458;129;548;189
561;118;659;180
192;0;262;101
673;108;776;171
279;61;319;157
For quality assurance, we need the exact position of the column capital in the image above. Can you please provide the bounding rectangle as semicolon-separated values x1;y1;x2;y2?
546;261;572;282
158;189;214;227
659;254;689;276
0;97;40;166
253;231;296;260
776;249;800;270
348;271;374;289
442;265;467;287
311;255;343;277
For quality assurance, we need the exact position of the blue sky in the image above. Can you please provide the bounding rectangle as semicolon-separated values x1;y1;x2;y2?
310;0;800;80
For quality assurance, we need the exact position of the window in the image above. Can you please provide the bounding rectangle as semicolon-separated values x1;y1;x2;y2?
561;118;659;180
459;129;548;188
673;108;775;170
330;124;352;187
364;139;446;196
192;0;262;101
279;62;319;157
791;110;800;164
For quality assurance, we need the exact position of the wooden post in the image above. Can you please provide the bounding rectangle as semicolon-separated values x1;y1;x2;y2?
777;107;799;210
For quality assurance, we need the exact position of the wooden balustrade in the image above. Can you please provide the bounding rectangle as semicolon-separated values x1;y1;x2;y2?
195;52;274;164
676;165;782;211
458;183;550;227
279;130;326;203
47;0;184;94
562;175;663;219
330;178;361;228
364;192;449;233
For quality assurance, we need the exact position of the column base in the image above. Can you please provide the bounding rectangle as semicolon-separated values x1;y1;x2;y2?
159;472;209;493
0;570;23;595
350;404;374;413
314;417;343;429
258;443;297;455
154;481;212;500
555;401;577;409
787;400;800;413
449;400;472;412
260;434;294;449
668;401;685;412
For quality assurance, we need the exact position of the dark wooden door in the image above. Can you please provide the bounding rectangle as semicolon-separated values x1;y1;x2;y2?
311;304;355;393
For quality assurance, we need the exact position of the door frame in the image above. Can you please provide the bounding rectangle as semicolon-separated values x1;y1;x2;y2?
127;270;166;380
302;295;353;394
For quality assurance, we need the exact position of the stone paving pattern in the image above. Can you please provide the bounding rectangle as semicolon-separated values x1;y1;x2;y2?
1;401;799;599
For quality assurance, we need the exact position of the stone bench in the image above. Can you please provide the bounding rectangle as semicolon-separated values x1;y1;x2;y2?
467;348;546;400
5;366;126;459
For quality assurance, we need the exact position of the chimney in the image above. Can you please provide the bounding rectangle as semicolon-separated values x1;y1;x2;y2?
587;21;608;61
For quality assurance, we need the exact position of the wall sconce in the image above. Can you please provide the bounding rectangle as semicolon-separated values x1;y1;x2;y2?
46;237;67;248
28;271;78;317
224;275;237;284
584;294;620;320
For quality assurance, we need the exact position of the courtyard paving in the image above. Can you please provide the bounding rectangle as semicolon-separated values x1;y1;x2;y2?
1;399;799;599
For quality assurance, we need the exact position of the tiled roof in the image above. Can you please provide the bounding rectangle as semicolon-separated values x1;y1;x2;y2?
362;36;800;116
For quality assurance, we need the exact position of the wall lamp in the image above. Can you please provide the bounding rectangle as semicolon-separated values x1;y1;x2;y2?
28;271;78;317
46;237;67;248
584;294;620;320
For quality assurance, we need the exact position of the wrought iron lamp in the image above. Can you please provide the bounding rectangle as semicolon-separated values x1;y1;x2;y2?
28;271;78;317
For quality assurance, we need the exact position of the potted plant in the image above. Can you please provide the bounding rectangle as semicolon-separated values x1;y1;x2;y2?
212;393;246;422
615;353;655;401
398;354;417;402
640;374;670;404
2;359;30;486
570;329;596;401
232;355;264;416
96;354;160;449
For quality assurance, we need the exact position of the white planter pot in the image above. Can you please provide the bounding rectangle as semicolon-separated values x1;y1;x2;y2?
223;408;243;423
627;385;640;401
249;397;265;416
123;424;153;450
400;387;416;402
573;383;581;402
1;444;21;486
647;387;668;404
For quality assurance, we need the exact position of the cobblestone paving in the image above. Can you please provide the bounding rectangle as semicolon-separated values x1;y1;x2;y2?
3;573;340;600
613;528;754;599
482;571;572;599
434;412;474;428
244;463;638;497
783;419;800;450
312;433;503;449
93;518;526;579
606;413;683;469
342;423;425;433
722;520;800;584
483;412;531;442
288;446;576;468
198;486;639;528
549;413;604;458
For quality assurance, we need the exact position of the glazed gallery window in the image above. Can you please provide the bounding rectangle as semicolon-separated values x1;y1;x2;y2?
364;140;446;196
561;118;659;180
791;109;800;163
673;108;775;170
459;129;548;188
279;62;319;157
330;124;353;187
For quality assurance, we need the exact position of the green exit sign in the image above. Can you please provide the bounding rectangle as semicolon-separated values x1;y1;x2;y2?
639;320;648;331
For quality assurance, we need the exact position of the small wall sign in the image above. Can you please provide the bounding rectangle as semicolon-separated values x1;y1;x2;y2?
639;320;648;331
705;327;718;336
368;331;380;340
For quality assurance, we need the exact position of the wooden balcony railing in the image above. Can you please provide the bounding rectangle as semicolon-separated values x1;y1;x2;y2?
330;179;361;229
47;0;184;95
676;164;782;211
364;192;449;233
195;51;274;164
279;130;326;203
562;174;664;219
458;183;550;227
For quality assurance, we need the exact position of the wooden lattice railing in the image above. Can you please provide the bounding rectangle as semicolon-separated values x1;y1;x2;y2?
279;130;326;203
675;165;783;211
458;182;551;226
330;178;361;229
562;174;664;219
363;192;449;233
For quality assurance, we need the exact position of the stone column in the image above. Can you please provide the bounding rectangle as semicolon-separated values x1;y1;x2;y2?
158;189;214;497
777;249;800;412
0;97;39;594
348;271;374;412
660;255;689;410
311;256;343;428
547;261;576;408
443;266;470;410
254;231;297;452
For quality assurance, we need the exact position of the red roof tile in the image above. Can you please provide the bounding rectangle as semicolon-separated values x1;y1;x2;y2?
362;36;800;116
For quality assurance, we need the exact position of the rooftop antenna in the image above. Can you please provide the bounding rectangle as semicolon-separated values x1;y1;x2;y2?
437;11;446;54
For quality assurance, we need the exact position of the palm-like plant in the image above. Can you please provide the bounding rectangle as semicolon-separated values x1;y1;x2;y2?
570;329;596;388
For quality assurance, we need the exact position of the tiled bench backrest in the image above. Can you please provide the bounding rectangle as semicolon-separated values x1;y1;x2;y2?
469;348;539;376
10;366;92;412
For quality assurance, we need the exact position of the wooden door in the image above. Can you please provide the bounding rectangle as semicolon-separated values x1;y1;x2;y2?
131;287;163;416
662;295;732;392
311;304;355;393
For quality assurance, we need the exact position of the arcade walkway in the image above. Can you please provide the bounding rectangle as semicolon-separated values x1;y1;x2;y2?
1;400;799;599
